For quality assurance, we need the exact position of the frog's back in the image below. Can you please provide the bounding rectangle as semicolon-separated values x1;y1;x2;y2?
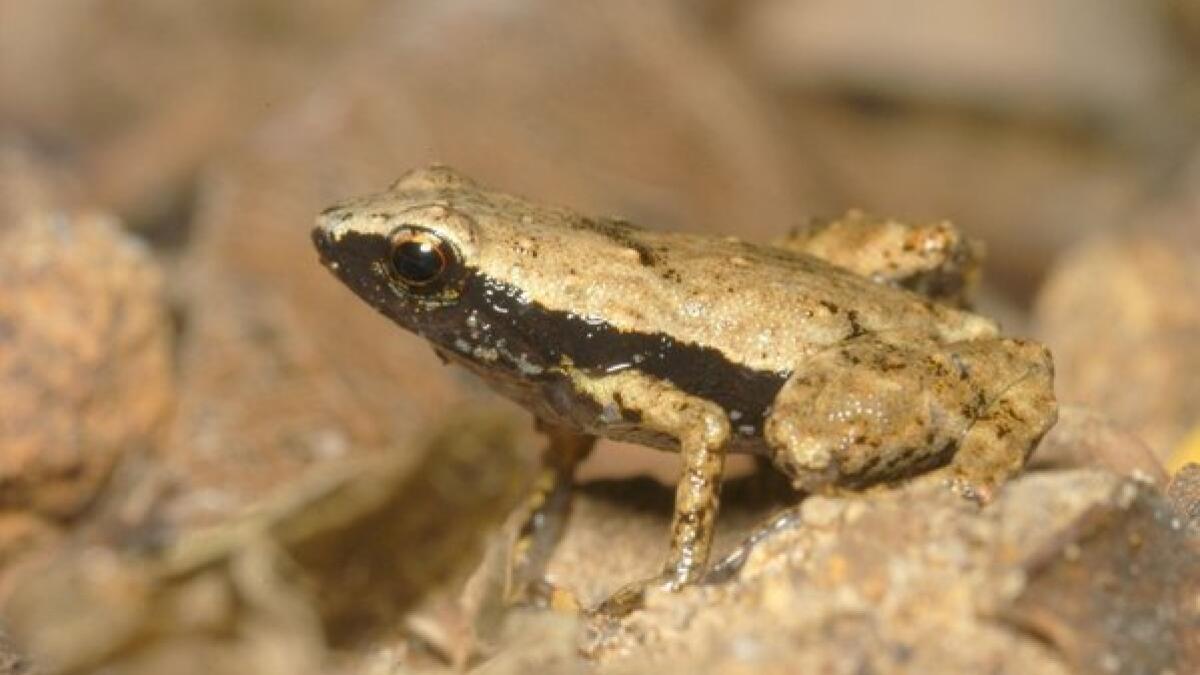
452;183;998;376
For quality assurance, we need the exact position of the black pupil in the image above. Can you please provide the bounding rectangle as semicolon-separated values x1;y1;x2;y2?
392;240;444;284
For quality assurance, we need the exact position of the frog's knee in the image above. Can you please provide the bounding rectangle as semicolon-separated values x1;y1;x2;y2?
764;410;839;491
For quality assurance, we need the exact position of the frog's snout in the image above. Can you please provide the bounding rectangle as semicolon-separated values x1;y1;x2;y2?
311;225;335;265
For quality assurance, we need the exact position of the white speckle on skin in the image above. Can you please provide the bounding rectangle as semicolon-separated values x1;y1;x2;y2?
790;436;832;469
472;346;499;361
500;349;544;376
738;425;756;436
729;410;743;421
454;338;472;353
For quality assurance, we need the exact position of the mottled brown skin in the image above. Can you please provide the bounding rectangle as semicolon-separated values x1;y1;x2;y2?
311;166;1057;612
777;209;984;308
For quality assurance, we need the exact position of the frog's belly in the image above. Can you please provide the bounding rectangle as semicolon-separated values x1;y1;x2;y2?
598;423;770;456
453;354;775;457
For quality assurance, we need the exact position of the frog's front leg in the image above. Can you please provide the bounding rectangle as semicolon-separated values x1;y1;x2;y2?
508;425;595;608
765;334;1056;500
570;370;730;615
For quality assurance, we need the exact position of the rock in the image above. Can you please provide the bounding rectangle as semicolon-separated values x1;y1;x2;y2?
1167;463;1200;534
1029;405;1168;486
1002;476;1200;674
3;410;534;675
1034;231;1200;461
498;470;1198;674
0;166;174;524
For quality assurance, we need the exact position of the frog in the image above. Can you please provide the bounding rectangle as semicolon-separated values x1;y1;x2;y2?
311;166;1057;613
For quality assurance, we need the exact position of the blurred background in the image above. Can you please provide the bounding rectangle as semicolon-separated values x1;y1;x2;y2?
2;1;1200;671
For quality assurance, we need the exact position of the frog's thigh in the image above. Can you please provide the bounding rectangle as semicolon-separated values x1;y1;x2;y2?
765;336;1054;495
571;370;730;586
765;337;968;491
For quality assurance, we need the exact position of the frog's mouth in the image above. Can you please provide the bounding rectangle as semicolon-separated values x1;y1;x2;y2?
311;227;336;267
312;226;415;322
311;225;362;272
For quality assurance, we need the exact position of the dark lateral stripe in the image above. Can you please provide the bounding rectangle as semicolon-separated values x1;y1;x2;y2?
464;273;789;431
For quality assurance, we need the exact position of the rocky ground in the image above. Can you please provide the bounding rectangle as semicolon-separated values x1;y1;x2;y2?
1;2;1199;674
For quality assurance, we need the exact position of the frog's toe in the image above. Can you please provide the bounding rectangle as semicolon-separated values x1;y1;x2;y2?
592;573;682;617
506;577;582;613
952;477;998;504
921;470;998;505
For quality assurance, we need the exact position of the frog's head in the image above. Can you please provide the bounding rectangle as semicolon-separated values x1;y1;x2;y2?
314;166;663;386
311;169;488;350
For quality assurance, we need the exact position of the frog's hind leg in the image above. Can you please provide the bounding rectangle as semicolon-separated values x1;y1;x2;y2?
765;335;1056;501
935;338;1057;502
773;211;982;307
507;426;594;608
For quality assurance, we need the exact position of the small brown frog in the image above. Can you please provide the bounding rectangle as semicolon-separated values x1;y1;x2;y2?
311;167;1056;612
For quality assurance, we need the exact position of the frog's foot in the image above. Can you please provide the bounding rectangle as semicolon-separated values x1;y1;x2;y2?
936;339;1058;503
774;210;983;307
592;573;683;617
506;427;594;607
592;506;719;618
509;577;582;612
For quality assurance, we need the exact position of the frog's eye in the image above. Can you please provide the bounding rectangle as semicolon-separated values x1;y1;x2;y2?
387;225;461;293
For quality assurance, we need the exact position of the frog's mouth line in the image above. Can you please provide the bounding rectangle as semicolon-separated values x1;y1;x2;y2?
312;227;335;266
